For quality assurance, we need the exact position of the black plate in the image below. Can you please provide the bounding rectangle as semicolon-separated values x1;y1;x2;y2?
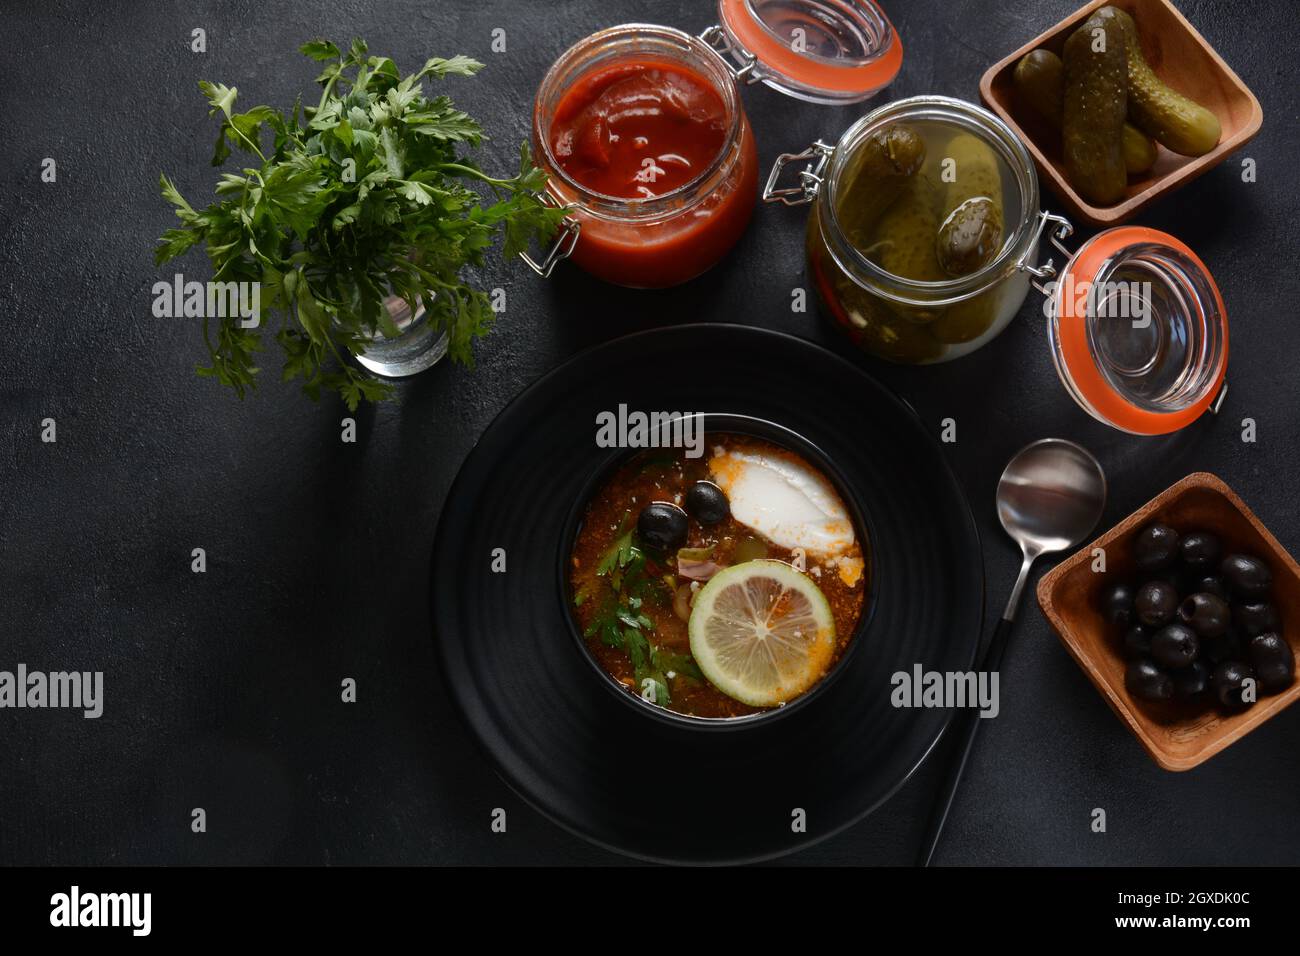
431;324;984;864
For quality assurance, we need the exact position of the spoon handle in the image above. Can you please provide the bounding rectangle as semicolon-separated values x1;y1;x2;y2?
916;613;1014;867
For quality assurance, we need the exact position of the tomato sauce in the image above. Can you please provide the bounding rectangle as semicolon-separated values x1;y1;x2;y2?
551;61;729;199
541;59;758;288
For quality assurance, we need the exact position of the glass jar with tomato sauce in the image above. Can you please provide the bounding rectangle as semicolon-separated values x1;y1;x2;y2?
525;2;903;288
530;25;758;289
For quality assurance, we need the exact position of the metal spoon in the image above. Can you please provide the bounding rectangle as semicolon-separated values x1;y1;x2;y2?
918;438;1106;867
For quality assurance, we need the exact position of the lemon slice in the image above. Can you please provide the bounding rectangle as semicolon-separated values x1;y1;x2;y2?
688;560;837;707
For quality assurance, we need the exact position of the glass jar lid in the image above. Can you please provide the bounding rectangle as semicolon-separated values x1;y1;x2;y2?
711;0;901;104
1050;226;1229;436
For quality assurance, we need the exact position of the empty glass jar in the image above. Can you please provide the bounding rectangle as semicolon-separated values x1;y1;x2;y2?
1044;224;1229;435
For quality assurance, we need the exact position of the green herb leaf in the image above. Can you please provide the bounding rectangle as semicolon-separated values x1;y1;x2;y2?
154;227;204;265
417;55;484;80
300;39;341;61
654;650;705;684
157;39;561;407
574;514;683;708
198;80;238;119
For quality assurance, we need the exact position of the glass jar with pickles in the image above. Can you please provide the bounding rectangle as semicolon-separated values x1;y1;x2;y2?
766;96;1044;363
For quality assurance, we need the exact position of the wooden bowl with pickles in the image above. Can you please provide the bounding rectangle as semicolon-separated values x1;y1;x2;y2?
980;0;1263;225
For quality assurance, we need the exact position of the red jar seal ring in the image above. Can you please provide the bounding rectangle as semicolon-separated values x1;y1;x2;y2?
717;0;902;102
1054;226;1229;435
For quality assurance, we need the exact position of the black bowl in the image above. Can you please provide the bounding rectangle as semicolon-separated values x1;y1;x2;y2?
558;412;878;731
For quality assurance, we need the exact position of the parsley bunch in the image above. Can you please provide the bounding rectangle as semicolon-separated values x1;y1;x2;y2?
156;38;564;409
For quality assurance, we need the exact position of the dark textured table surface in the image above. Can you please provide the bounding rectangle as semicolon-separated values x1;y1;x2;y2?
2;0;1298;865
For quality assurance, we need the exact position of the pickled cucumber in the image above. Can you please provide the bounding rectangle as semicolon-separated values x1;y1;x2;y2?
869;173;947;288
851;311;945;363
1063;15;1129;205
807;215;943;363
943;133;1004;215
930;289;1000;344
937;197;1002;277
835;124;927;242
1098;6;1221;157
830;275;944;361
1013;48;1158;175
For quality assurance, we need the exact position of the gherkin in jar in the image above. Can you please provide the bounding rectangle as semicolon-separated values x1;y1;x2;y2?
937;133;1005;279
938;198;1003;278
930;288;1002;345
871;174;947;286
834;123;927;244
806;210;943;364
798;98;1034;365
942;133;1005;216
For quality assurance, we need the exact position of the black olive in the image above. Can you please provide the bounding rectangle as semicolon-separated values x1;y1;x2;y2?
1135;580;1179;627
1193;574;1229;600
1219;553;1272;600
1202;629;1244;667
684;481;729;525
636;502;688;552
1211;660;1257;709
1172;660;1211;700
1133;524;1180;572
1122;623;1153;660
1151;623;1199;669
1150;567;1192;593
1100;582;1136;629
1177;592;1230;639
1125;659;1173;702
1234;602;1280;637
1247;633;1295;693
1179;531;1222;569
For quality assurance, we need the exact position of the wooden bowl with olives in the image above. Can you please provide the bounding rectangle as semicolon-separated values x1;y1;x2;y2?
1038;472;1300;771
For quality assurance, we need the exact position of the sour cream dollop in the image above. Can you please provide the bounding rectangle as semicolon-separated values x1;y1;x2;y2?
708;447;855;560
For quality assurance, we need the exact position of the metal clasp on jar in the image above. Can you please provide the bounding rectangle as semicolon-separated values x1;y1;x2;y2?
519;190;581;279
1017;210;1075;290
698;25;765;85
761;141;836;206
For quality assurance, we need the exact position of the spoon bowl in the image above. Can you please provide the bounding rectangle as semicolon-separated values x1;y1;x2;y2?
998;439;1109;559
996;439;1107;618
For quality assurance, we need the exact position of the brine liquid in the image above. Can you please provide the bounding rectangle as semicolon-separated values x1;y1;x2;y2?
748;0;892;62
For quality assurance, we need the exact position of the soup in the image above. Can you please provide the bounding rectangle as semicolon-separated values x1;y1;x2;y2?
569;433;868;719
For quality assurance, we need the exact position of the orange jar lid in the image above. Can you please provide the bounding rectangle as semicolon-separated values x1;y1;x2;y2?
1052;227;1229;436
715;0;901;104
